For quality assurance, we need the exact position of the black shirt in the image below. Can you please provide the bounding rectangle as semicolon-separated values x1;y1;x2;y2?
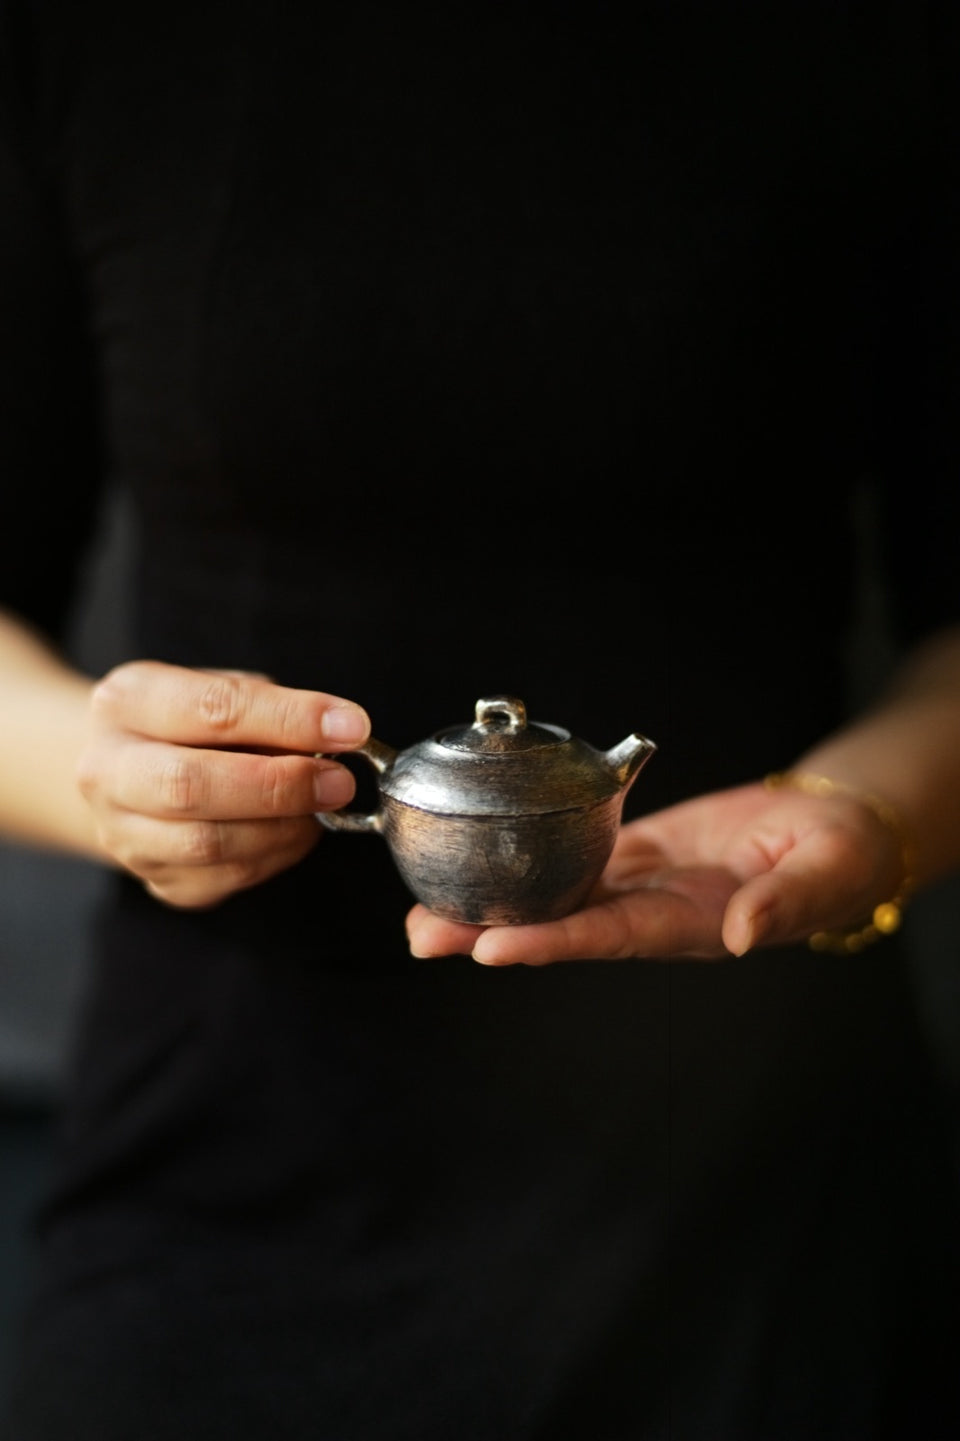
1;5;959;1438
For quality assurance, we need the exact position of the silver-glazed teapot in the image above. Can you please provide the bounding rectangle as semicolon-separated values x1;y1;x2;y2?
317;695;656;925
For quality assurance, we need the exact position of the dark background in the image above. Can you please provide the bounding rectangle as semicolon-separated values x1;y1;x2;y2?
1;483;958;1409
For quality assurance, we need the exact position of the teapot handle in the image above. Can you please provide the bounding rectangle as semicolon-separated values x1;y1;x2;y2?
314;737;396;834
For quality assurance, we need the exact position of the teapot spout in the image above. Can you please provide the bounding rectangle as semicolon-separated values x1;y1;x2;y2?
604;733;657;791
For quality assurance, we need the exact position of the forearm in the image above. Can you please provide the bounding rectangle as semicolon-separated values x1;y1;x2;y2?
0;607;108;861
794;623;960;892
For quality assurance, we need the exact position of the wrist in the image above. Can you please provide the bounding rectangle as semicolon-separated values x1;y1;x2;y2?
0;665;107;861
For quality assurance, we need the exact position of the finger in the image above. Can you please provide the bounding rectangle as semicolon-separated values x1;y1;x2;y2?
199;669;276;681
118;813;320;877
721;823;892;955
92;661;370;752
98;739;356;819
136;818;321;909
405;904;485;958
472;876;734;966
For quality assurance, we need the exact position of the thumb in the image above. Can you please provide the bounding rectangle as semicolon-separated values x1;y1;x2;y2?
721;824;887;956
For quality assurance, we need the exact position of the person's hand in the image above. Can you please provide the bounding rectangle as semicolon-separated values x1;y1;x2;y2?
405;780;907;964
76;660;370;908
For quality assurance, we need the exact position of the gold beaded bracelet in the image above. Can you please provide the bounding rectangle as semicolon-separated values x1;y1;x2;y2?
763;771;915;955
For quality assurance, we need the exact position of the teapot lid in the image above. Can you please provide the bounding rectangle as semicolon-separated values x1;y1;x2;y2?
382;695;623;816
436;696;566;754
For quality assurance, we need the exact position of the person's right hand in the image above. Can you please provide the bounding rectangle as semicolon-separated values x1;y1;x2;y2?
76;661;370;908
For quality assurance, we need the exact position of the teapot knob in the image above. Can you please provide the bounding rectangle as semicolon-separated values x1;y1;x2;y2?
473;696;527;734
469;697;527;737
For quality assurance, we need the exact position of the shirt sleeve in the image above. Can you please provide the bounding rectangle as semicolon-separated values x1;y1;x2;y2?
871;0;960;650
0;1;105;646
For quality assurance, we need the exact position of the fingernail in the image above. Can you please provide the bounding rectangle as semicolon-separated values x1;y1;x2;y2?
472;940;508;966
314;764;354;809
321;705;369;743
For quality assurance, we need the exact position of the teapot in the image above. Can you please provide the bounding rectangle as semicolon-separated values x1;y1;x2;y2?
317;695;656;926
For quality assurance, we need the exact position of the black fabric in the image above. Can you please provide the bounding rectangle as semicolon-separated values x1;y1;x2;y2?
2;4;959;1438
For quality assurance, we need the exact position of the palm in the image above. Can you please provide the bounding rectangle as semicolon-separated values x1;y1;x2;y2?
404;780;900;965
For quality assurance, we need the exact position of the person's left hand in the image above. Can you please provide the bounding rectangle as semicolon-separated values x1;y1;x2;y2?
404;780;906;964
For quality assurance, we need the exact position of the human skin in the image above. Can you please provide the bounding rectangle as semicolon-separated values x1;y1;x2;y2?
2;610;960;946
405;625;960;963
0;611;370;909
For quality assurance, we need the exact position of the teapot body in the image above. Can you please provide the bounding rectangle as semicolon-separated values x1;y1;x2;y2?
381;790;625;925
